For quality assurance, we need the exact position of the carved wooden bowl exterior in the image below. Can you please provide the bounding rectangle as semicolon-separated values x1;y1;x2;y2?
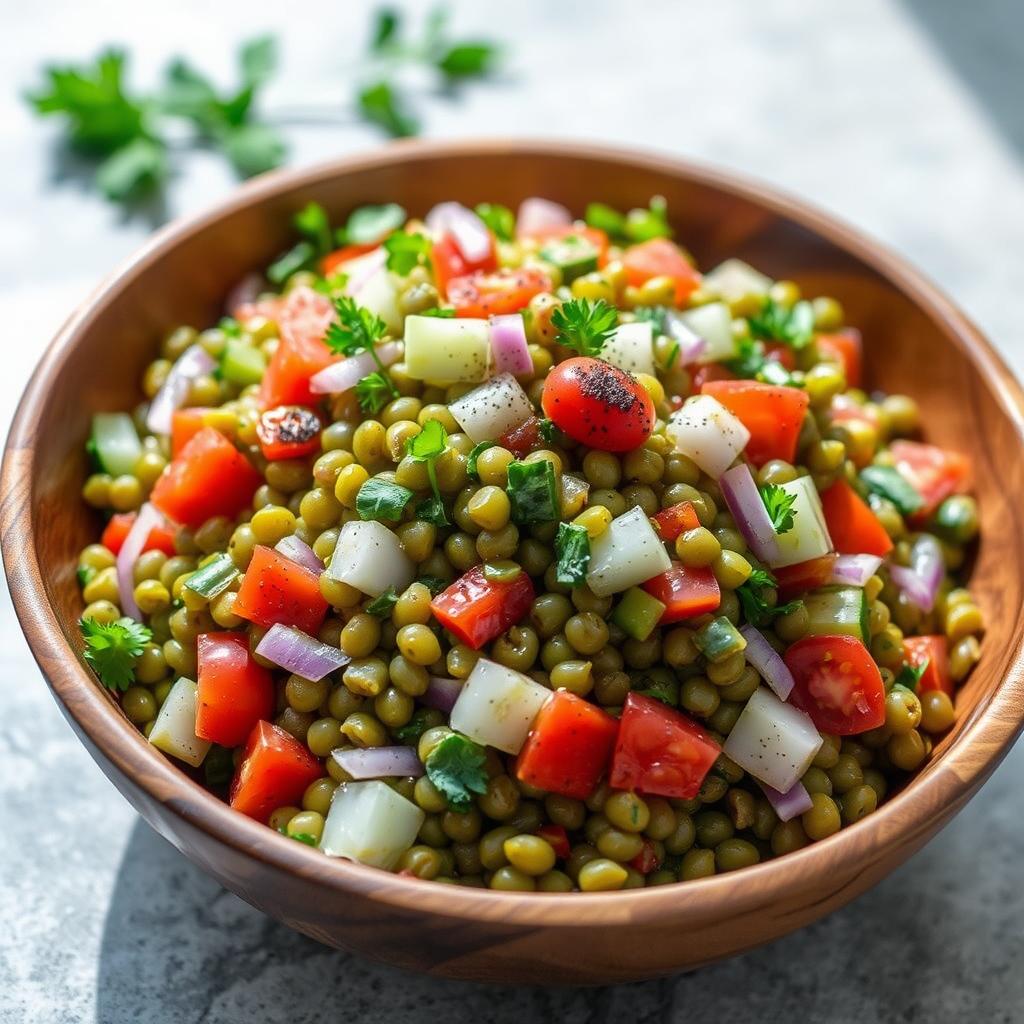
3;141;1023;984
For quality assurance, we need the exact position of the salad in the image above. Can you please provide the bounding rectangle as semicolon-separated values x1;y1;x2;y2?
75;195;983;892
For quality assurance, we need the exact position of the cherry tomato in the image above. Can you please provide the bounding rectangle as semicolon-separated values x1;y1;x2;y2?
651;501;701;542
784;634;886;735
642;563;721;622
541;356;655;452
499;416;549;458
447;267;551;318
233;545;329;635
196;632;274;748
430;565;535;650
321;243;378;276
101;512;177;557
256;406;322;461
431;232;498;296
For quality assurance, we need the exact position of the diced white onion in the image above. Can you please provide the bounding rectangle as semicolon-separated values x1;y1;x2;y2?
676;302;736;364
770;476;834;569
701;259;773;303
602;320;655;377
327;520;414;597
403;315;491;383
319;781;425;869
516;197;571;237
148;677;210;767
666;394;750;478
586;506;672;598
448;372;534;443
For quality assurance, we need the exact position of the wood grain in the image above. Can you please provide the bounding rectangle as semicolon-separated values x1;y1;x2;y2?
3;140;1023;984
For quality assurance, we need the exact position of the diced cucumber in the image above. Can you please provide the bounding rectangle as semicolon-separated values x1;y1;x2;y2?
404;315;491;383
91;413;142;477
539;234;599;283
221;339;266;386
694;615;747;663
612;587;666;641
802;586;869;643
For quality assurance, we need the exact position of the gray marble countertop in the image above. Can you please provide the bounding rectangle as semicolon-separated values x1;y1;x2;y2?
2;1;1022;1021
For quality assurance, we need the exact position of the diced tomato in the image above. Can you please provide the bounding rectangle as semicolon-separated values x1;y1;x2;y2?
773;555;838;600
499;416;548;458
150;427;261;529
520;223;611;264
903;636;953;697
820;478;893;557
229;721;323;823
321;242;378;276
541;356;655;453
171;407;213;457
534;824;571;861
629;837;662;875
233;545;329;635
621;238;701;305
688;361;737;396
447;267;551;318
431;232;498;297
256;406;322;461
651;501;700;542
890;441;971;520
195;632;274;748
784;634;885;735
817;329;863;388
701;379;810;466
515;691;619;800
430;565;535;650
101;512;177;557
642;563;721;623
259;286;338;409
609;692;721;800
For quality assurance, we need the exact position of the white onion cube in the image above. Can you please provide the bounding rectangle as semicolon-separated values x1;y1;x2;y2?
702;259;773;303
677;302;737;363
586;505;672;597
448;372;534;442
149;677;210;767
723;686;823;792
771;476;834;568
602;321;655;377
404;315;490;383
327;520;414;597
666;394;750;478
352;268;402;337
320;781;425;869
450;658;551;754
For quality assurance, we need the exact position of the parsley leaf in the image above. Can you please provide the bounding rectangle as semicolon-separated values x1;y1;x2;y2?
267;201;335;285
726;337;801;386
357;80;419;138
749;297;815;350
735;568;803;627
77;565;97;588
355;371;395;414
507;459;559;525
79;617;152;691
370;8;402;52
95;136;168;201
415;495;449;526
466;441;496;481
395;707;435;743
760;484;798;534
383;230;432;275
355;478;414;522
404;420;451;525
633;305;669;336
633;673;680;707
419;306;456;318
585;197;672;242
554;522;591;586
894;660;928;694
342;203;407;245
860;465;924;517
325;296;387;355
365;586;399;617
551;298;618;357
416;576;447;596
436;43;499;79
425;733;489;812
475;202;515;241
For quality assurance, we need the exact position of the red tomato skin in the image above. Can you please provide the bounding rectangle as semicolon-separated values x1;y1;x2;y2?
229;721;322;823
903;636;953;697
651;501;700;542
784;634;886;735
100;513;177;557
515;691;619;800
820;479;894;557
642;563;721;623
195;632;275;747
701;379;810;466
431;232;498;297
622;238;702;305
499;416;547;458
890;441;971;521
447;267;551;318
541;356;655;453
817;329;863;388
233;545;329;635
256;407;323;461
609;692;721;800
150;427;262;529
689;362;736;396
534;824;571;860
430;566;535;650
321;242;378;275
259;286;338;409
773;555;838;600
629;838;662;875
171;407;213;457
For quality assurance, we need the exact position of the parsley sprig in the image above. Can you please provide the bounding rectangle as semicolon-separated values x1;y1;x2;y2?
735;568;803;627
748;297;815;350
325;297;399;413
79;617;152;691
760;484;798;534
405;419;451;525
383;231;432;275
551;298;618;357
425;733;489;812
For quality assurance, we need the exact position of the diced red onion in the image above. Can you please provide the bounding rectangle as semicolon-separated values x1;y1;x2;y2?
516;197;571;238
333;745;424;780
908;534;944;611
759;780;813;822
255;623;349;681
425;202;492;263
719;463;782;565
274;535;325;574
309;342;402;395
225;273;263;317
489;314;532;376
664;310;708;364
829;554;883;587
739;624;795;701
422;676;463;714
146;344;217;435
116;502;164;621
342;248;387;295
890;557;940;613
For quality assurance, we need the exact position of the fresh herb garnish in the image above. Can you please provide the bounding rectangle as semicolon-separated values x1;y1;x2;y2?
632;305;669;336
365;586;400;617
725;337;800;387
424;733;489;812
551;298;618;357
507;459;559;524
467;440;497;481
474;202;515;241
633;673;680;707
343;202;407;245
554;522;591;586
79;616;152;691
760;484;798;534
415;496;449;527
77;565;96;588
383;230;432;275
290;832;319;847
395;708;435;743
893;660;928;694
735;568;803;627
406;419;451;525
355;478;414;522
324;296;399;411
419;306;456;318
416;576;447;596
354;371;396;415
748;297;815;350
860;465;924;517
584;196;672;243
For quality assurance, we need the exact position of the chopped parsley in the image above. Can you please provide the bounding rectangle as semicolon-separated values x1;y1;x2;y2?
425;733;489;812
324;296;399;412
415;576;447;596
551;298;618;357
383;230;432;275
554;522;591;586
394;708;435;743
735;568;803;627
726;337;800;386
894;660;928;694
357;80;419;138
268;201;332;284
860;465;924;517
466;440;497;480
506;459;559;524
79;617;152;691
760;484;798;534
354;371;395;415
474;202;515;241
748;297;815;350
633;672;680;707
405;419;451;526
419;306;456;318
77;565;96;588
355;478;414;522
365;586;399;617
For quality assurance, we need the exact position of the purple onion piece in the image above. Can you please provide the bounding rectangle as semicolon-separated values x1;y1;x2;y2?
664;310;708;364
719;463;782;565
309;342;402;395
759;780;813;822
489;314;533;376
829;554;883;587
424;202;492;263
255;623;348;681
146;345;217;435
333;745;424;780
890;563;936;612
739;624;795;700
421;676;463;714
273;535;325;574
515;197;571;237
116;503;164;622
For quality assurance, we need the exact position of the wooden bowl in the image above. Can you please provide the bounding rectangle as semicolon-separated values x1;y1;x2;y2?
4;140;1024;985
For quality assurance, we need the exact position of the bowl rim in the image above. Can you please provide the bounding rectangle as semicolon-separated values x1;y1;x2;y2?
5;137;1024;929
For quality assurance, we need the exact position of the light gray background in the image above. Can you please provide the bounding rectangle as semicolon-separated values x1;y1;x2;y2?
2;1;1022;1021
